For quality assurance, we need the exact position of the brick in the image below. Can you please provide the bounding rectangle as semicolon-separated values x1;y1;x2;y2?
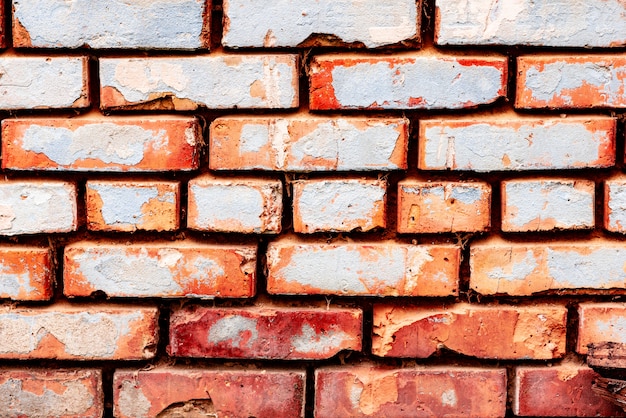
501;179;594;232
100;55;298;110
64;241;256;299
0;306;158;360
372;303;567;359
209;116;408;171
0;181;77;236
0;246;53;301
604;177;626;233
310;54;507;110
188;175;282;234
0;57;88;110
419;117;615;171
513;364;624;417
114;367;305;418
266;241;459;296
223;0;419;48
0;369;103;418
169;305;362;360
2;117;200;172
578;303;626;354
315;365;507;418
292;178;386;233
471;239;626;296
435;0;626;47
397;180;490;233
13;0;209;49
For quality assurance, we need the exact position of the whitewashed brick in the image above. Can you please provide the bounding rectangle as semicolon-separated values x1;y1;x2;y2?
605;178;626;233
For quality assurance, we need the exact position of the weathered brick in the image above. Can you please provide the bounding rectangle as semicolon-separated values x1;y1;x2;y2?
114;368;305;418
0;181;77;236
578;303;626;354
310;55;507;110
0;246;53;301
169;306;362;360
2;117;200;172
471;239;626;296
13;0;209;49
501;179;594;232
397;180;491;233
0;369;103;418
513;364;624;417
0;57;88;109
100;55;298;110
0;306;158;360
86;181;179;232
266;241;459;296
372;303;567;359
188;176;282;234
604;177;626;233
435;0;626;47
292;178;386;233
223;0;419;48
419;117;615;171
516;56;626;109
315;365;507;418
209;116;408;171
64;241;256;298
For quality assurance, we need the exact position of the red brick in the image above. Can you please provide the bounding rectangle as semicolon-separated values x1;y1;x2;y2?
2;116;200;171
309;54;507;110
0;369;103;418
168;305;362;360
513;364;624;417
397;180;491;233
516;55;626;109
64;240;256;299
113;367;305;418
315;365;507;418
372;303;567;359
0;305;158;360
0;246;53;301
578;303;626;354
266;240;459;296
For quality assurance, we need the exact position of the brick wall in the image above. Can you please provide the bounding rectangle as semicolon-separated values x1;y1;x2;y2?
1;0;625;417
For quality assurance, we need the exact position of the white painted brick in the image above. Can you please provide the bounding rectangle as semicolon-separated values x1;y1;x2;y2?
604;178;626;233
0;181;77;236
13;0;209;49
223;0;419;48
436;0;626;47
0;57;88;109
502;179;595;232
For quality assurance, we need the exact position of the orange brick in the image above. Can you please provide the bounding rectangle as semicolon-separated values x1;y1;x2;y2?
0;246;53;301
578;303;626;354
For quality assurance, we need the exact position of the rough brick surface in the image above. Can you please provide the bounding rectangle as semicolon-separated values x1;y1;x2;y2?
64;241;256;298
13;0;209;49
0;306;158;360
100;55;299;110
209;116;408;171
169;306;362;360
223;0;419;48
310;54;507;110
578;303;626;354
0;246;53;301
513;364;625;417
372;303;567;359
2;117;200;172
114;368;305;418
471;240;626;295
435;0;626;47
501;179;594;232
419;117;616;171
0;57;88;109
292;178;386;233
604;177;626;233
0;369;103;418
315;365;507;418
188;176;282;234
397;180;491;233
0;181;77;235
266;241;460;296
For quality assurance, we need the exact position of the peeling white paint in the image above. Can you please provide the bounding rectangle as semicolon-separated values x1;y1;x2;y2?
595;317;626;344
0;263;36;298
487;250;538;282
441;388;458;407
546;248;626;288
606;181;626;231
0;378;95;416
291;324;352;355
89;183;164;226
117;379;152;418
207;315;258;348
